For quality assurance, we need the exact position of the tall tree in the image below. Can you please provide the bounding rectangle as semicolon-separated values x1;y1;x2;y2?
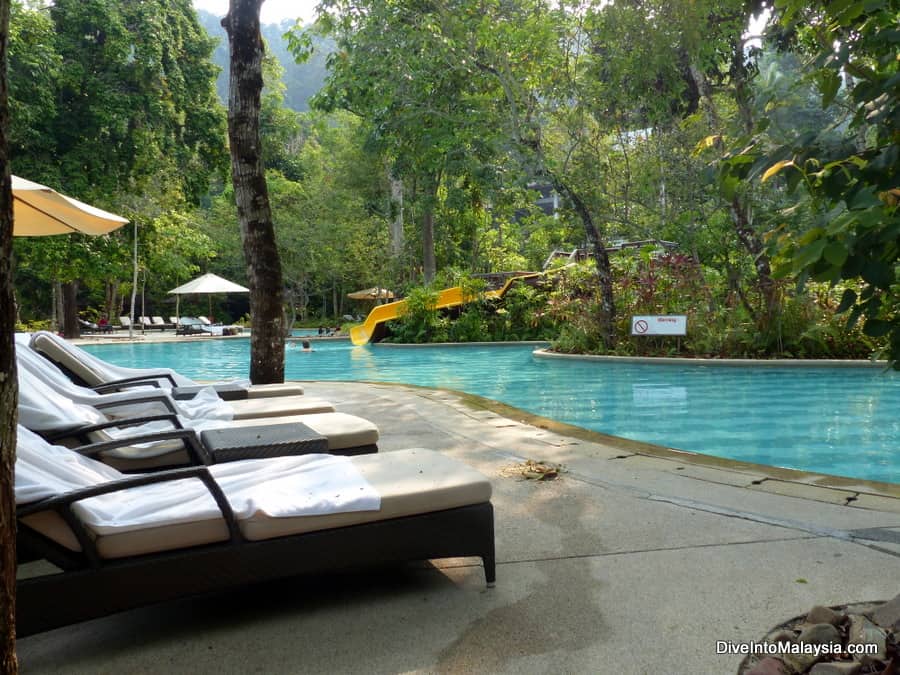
223;0;285;382
0;0;18;670
758;0;899;366
307;0;507;284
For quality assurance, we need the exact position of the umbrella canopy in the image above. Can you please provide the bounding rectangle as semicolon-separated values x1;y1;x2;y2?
168;273;249;296
347;287;395;301
11;175;129;236
168;273;249;323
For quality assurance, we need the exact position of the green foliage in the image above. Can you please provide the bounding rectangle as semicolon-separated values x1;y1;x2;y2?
723;0;899;367
386;286;448;343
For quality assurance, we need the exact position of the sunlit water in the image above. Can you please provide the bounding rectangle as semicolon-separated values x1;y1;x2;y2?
82;339;900;483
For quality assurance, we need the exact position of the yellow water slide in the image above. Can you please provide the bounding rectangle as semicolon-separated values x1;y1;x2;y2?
350;273;544;345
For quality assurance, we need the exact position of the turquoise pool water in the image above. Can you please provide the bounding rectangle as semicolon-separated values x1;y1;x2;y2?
82;340;900;484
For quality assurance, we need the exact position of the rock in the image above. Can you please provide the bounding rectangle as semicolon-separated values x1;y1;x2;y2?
869;592;900;631
767;630;796;645
846;614;886;665
746;656;791;675
806;605;846;627
783;623;841;673
809;662;862;675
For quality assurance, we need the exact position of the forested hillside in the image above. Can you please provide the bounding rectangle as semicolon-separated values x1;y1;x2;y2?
196;10;332;111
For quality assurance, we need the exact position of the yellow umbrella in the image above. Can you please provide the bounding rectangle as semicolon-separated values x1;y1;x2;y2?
347;287;395;301
11;175;129;236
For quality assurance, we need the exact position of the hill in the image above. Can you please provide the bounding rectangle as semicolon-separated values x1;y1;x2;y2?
197;10;333;112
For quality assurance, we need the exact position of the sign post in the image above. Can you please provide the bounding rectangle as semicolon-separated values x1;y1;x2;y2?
630;315;687;336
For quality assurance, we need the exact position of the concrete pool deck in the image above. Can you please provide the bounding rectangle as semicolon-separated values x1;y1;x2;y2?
17;380;900;674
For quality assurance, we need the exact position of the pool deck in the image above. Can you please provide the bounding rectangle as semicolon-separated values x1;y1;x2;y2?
17;379;900;674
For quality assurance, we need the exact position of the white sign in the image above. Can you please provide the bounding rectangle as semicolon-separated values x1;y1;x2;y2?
631;315;687;336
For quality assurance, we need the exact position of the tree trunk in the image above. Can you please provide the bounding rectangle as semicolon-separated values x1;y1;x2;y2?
552;178;617;348
422;173;438;284
0;0;20;667
61;281;80;339
388;169;404;257
223;0;285;384
104;280;119;323
422;207;435;284
730;196;778;324
50;281;59;332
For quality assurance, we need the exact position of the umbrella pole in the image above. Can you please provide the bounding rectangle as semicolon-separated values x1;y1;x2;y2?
129;220;137;339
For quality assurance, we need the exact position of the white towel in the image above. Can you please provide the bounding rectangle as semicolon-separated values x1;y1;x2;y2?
15;426;381;534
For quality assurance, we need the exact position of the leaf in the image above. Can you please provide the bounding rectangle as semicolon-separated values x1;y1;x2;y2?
835;288;857;313
861;260;894;287
761;159;794;183
792;239;828;268
863;319;892;338
846;187;882;210
822;242;848;267
819;69;841;107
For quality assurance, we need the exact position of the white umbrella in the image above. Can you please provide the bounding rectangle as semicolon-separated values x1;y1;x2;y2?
11;175;130;334
168;272;249;322
12;175;129;236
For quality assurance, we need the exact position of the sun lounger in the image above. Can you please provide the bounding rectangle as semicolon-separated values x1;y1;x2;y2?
15;340;332;421
151;316;171;329
17;361;379;469
118;316;132;329
15;426;494;635
29;331;305;399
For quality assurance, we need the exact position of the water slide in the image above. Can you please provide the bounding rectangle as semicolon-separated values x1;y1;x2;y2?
350;273;543;346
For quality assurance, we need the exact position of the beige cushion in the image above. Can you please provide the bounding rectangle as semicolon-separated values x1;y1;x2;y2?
32;333;105;386
26;449;490;559
227;413;378;451
31;333;307;399
87;412;378;470
244;383;304;398
240;448;492;541
229;396;334;419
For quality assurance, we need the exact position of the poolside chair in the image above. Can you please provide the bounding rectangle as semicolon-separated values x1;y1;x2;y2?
78;319;99;334
151;316;171;329
118;316;132;329
15;426;495;635
139;316;154;330
17;363;379;470
169;316;179;326
177;317;207;336
29;331;305;400
15;339;332;422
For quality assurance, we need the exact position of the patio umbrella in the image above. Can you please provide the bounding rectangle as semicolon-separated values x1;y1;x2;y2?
168;272;249;322
11;175;131;334
12;175;129;236
347;287;395;301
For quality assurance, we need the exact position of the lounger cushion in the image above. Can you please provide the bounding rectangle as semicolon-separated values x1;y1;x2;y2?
228;413;378;452
32;332;106;386
228;396;334;419
90;413;379;470
31;332;306;398
241;448;492;540
244;383;306;398
24;448;490;559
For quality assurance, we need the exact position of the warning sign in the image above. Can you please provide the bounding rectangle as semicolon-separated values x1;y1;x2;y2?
630;315;687;336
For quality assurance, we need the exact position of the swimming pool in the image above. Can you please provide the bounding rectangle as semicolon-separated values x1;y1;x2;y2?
81;340;900;484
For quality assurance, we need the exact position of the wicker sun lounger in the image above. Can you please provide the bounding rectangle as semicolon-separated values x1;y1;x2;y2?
15;340;331;422
29;331;305;400
16;431;495;636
